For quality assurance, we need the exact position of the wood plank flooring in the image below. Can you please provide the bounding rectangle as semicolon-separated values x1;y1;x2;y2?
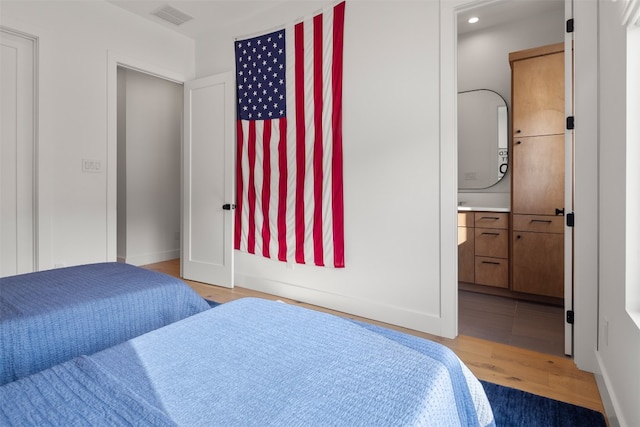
142;259;606;418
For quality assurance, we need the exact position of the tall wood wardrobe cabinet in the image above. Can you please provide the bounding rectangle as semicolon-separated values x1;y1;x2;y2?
509;43;565;299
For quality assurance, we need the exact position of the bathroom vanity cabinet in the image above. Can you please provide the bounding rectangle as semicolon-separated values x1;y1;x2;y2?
458;211;509;289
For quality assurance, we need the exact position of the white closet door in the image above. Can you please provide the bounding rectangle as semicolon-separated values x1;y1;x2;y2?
1;29;35;277
182;72;235;288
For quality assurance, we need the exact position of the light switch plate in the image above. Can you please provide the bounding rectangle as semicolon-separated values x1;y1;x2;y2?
82;159;102;173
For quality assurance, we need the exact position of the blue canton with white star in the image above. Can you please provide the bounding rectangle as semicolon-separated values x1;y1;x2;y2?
235;29;286;121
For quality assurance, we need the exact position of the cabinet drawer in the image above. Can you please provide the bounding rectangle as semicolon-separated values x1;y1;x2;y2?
475;257;509;288
474;212;508;229
475;228;508;258
458;212;474;227
513;214;564;233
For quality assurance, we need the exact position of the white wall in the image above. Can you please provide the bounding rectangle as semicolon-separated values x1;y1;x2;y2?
195;1;448;335
0;0;195;270
595;1;640;425
117;68;182;266
457;6;564;207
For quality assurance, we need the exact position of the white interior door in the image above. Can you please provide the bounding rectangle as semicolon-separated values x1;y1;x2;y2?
564;0;575;356
0;29;35;277
182;72;235;288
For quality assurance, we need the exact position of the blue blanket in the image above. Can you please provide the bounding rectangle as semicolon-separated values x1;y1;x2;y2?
0;298;495;426
0;262;210;385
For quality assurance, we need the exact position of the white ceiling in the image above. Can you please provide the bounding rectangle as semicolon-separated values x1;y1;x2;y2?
106;0;326;39
106;0;565;39
457;0;565;35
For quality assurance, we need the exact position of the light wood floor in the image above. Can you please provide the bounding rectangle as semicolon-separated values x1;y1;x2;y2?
143;259;606;418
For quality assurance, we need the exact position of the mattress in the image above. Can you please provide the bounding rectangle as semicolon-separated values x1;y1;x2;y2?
0;297;495;426
0;262;210;385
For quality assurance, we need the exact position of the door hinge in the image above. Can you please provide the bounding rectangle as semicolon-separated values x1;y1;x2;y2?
566;19;574;33
566;310;575;324
566;212;575;227
566;116;575;130
222;203;236;210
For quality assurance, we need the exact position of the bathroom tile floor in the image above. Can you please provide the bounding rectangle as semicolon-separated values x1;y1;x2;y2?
458;290;566;357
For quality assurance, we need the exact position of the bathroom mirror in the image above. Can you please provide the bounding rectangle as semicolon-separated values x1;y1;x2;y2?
458;89;508;189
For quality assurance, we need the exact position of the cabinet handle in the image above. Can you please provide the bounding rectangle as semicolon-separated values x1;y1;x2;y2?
481;232;500;236
516;141;522;145
515;129;522;134
481;261;501;265
479;216;500;220
531;219;552;223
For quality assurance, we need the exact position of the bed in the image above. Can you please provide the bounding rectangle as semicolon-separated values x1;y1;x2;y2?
0;297;495;426
0;262;210;385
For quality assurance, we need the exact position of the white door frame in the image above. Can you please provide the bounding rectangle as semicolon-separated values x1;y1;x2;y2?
440;0;576;355
564;0;575;357
106;52;188;263
107;54;235;287
0;26;38;275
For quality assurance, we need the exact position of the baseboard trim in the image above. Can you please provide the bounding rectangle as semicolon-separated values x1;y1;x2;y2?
236;273;444;336
595;352;623;427
124;249;180;267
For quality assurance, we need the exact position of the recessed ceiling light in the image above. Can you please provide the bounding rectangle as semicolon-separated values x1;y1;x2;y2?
468;16;479;24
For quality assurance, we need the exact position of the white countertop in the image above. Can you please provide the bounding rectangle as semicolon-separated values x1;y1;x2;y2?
457;206;510;212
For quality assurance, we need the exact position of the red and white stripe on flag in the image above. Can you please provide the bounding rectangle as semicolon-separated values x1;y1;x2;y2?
234;2;345;268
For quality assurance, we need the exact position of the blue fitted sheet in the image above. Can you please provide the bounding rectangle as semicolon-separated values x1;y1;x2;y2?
0;298;495;426
0;262;210;385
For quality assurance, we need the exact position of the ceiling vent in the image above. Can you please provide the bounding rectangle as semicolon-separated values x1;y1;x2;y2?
151;5;194;26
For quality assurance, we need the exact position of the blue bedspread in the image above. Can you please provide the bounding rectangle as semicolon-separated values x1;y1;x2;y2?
0;262;210;385
0;298;495;426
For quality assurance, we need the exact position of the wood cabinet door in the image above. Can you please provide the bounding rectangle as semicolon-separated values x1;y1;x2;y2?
512;231;564;298
511;51;564;137
458;226;474;283
512;135;564;216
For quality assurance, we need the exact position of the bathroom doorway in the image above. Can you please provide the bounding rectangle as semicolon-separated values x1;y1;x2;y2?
455;0;568;357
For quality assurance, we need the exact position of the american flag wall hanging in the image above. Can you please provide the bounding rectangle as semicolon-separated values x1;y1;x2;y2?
234;2;346;268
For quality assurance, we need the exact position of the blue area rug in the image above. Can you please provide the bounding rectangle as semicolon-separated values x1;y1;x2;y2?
481;380;606;427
